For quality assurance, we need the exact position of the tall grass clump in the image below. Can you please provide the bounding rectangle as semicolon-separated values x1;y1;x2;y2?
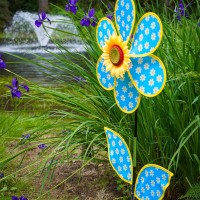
0;0;199;199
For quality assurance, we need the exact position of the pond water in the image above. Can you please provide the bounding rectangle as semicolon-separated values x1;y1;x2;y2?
0;45;85;85
1;53;63;84
0;11;85;85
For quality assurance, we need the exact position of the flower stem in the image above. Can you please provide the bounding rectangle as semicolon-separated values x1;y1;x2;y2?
131;110;138;200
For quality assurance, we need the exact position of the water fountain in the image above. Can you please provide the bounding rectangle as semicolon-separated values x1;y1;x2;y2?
0;11;84;53
0;11;85;83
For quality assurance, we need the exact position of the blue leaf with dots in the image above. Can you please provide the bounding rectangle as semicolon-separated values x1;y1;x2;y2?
130;13;163;57
96;18;116;50
135;164;173;200
114;71;141;113
96;56;114;90
128;55;166;97
105;127;133;184
115;0;135;41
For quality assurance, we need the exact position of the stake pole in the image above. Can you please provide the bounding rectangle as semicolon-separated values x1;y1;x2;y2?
131;110;138;200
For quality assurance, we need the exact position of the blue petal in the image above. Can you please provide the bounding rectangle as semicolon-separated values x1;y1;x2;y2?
130;13;163;57
0;60;6;69
128;55;166;97
5;84;13;90
114;72;141;113
19;196;28;200
11;196;19;200
114;0;135;41
88;8;95;18
19;84;30;92
80;17;90;27
104;127;133;184
12;78;18;88
12;90;22;98
96;56;114;90
135;164;173;200
35;20;42;27
41;11;46;20
96;18;116;50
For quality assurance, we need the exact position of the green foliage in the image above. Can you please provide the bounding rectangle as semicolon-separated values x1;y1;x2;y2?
116;177;130;200
0;0;200;199
0;0;11;33
179;183;200;199
8;0;38;13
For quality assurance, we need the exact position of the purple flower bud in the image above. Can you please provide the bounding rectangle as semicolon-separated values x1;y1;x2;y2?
106;14;113;20
108;3;112;10
35;20;43;27
88;8;95;18
65;4;69;11
91;20;97;27
41;11;46;20
80;17;90;27
69;0;78;4
12;78;18;88
19;84;30;92
70;5;77;14
22;134;31;139
38;144;47;149
0;172;4;179
0;55;6;69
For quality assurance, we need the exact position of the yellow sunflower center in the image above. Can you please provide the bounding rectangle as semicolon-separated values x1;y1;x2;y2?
109;45;124;66
102;34;131;78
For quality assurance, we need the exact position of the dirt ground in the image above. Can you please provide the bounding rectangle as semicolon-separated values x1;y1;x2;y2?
2;142;177;200
14;146;126;200
33;161;123;200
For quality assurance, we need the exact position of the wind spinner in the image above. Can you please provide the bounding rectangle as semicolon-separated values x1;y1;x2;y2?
105;127;173;200
96;0;166;113
95;0;173;199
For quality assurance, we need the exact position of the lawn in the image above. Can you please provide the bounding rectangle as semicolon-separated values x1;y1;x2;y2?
0;0;200;199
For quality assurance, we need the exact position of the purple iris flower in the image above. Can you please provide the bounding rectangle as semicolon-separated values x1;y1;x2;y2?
66;0;78;14
22;134;31;139
108;3;112;10
38;144;47;149
5;78;29;98
0;54;6;69
175;0;191;21
35;11;51;27
11;196;28;200
80;8;97;27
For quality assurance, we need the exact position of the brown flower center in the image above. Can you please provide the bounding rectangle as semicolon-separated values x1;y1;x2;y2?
109;45;124;66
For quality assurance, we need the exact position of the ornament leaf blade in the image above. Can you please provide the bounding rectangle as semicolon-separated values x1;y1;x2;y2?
104;127;133;184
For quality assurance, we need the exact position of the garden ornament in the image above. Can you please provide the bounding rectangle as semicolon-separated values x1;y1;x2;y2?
95;0;173;199
96;0;166;114
105;127;173;200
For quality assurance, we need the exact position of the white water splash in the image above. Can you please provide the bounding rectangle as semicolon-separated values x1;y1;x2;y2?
0;44;85;54
4;11;79;46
